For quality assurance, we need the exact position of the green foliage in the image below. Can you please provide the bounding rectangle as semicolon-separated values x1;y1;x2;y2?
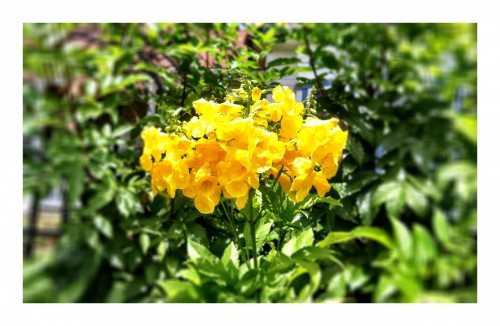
23;23;476;303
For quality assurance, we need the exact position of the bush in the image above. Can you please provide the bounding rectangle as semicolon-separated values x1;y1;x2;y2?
23;23;476;303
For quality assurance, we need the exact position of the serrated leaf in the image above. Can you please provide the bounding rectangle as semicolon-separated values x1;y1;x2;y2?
283;228;314;256
347;136;365;164
256;222;272;250
187;239;216;262
222;242;239;267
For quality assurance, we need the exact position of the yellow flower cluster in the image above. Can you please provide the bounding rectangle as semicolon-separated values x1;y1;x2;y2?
140;85;348;214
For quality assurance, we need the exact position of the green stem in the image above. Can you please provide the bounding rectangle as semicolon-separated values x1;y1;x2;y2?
271;165;285;190
221;199;251;269
248;191;259;269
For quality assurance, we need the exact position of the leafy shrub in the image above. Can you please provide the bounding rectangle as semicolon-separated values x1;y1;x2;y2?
23;23;476;303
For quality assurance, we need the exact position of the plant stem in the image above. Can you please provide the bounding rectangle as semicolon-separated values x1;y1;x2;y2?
250;207;259;269
271;165;285;190
248;195;258;269
221;199;251;269
303;26;326;97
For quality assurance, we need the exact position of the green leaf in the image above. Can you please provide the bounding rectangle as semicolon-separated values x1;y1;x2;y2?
413;224;437;265
318;226;393;249
347;136;365;164
449;113;477;144
316;197;342;206
281;236;297;256
87;187;115;211
345;114;374;144
111;124;134;138
298;195;341;210
267;251;296;274
67;166;85;204
351;227;393;249
256;221;273;250
432;208;451;245
221;242;239;267
294;259;321;294
436;162;476;201
390;218;413;261
187;239;217;262
282;228;314;256
373;180;406;218
241;191;260;222
116;190;136;218
156;241;167;260
145;264;159;284
94;215;113;239
177;267;201;286
139;233;150;254
378;129;408;156
266;57;301;68
317;232;353;247
158;280;199;303
357;189;376;225
405;183;428;218
292;246;343;267
345;171;378;196
374;275;397;302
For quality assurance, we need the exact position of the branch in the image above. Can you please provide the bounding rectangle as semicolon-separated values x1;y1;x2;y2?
303;27;326;97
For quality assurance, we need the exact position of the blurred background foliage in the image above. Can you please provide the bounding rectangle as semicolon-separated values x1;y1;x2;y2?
23;23;476;303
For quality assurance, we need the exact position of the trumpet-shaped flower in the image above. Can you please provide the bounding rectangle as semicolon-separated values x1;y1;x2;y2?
140;84;348;214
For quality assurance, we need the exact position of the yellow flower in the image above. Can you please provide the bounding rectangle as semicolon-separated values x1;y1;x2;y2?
192;98;219;116
272;85;285;102
252;128;286;173
280;114;303;141
183;165;222;214
252;87;262;101
297;117;348;168
217;149;259;209
140;83;348;213
139;153;153;171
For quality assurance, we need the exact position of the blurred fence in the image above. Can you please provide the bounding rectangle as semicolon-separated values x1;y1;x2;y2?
23;182;67;258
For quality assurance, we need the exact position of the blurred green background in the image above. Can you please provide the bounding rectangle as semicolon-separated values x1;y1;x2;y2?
23;23;476;303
